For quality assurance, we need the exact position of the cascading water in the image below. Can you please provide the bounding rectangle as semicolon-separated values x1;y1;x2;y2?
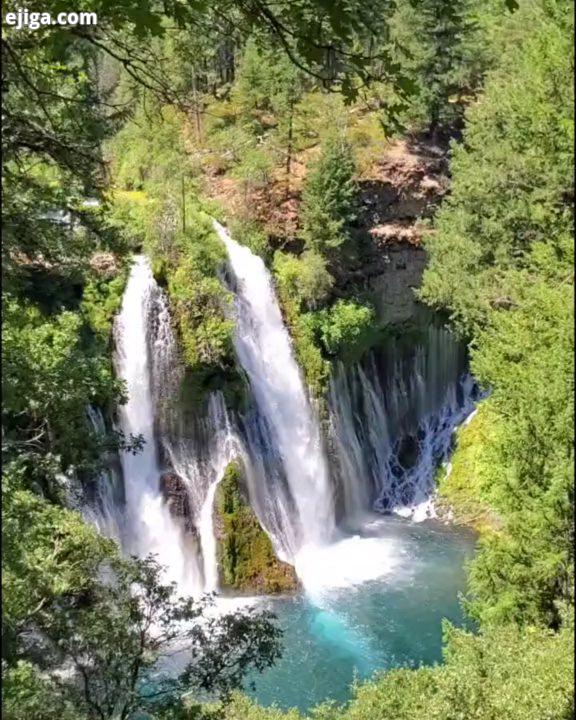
83;405;125;542
214;222;409;596
82;232;477;712
87;233;477;608
113;256;203;594
214;221;335;559
146;279;240;593
328;325;478;524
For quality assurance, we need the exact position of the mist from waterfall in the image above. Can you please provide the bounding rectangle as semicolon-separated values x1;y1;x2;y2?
214;221;335;559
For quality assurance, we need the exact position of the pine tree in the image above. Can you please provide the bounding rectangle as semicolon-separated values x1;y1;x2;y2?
268;54;304;196
390;0;484;137
300;134;358;261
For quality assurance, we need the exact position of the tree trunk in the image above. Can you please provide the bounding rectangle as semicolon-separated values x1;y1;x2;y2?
285;99;294;199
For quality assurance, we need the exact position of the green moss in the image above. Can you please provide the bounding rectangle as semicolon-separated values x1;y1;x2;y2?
215;462;298;594
437;401;502;535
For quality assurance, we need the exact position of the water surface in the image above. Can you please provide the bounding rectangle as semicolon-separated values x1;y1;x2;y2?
246;518;475;712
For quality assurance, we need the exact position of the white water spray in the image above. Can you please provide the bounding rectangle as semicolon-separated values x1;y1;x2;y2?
114;256;203;595
214;221;335;557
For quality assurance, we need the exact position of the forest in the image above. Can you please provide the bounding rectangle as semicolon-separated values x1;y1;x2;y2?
2;0;574;718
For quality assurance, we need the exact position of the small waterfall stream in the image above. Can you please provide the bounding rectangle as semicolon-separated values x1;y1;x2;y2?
328;327;478;524
113;256;204;594
83;405;124;542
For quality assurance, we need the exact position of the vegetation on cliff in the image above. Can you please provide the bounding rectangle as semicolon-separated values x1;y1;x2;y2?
215;462;298;594
107;106;238;401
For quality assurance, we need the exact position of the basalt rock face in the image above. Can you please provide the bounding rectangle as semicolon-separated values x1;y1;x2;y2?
358;137;449;242
159;470;197;536
214;461;299;594
353;138;449;326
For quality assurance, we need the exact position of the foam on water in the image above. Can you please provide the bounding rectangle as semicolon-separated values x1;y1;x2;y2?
295;535;401;603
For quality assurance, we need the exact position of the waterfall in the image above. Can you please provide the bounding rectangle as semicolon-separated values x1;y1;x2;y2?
83;405;125;542
86;236;478;601
214;221;335;559
113;256;203;595
146;277;240;592
328;326;478;524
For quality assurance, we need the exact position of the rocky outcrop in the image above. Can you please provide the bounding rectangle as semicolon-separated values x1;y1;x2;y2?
353;138;449;326
89;251;121;279
358;137;448;240
159;470;197;536
366;245;428;325
214;461;299;594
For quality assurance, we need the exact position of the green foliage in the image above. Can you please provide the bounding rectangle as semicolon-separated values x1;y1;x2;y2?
420;0;574;333
309;300;376;361
229;218;271;261
437;403;501;533
233;39;276;124
81;268;129;339
335;615;574;720
2;6;119;294
166;217;235;381
110;104;194;193
216;462;298;594
3;545;282;720
218;694;303;720
2;661;79;720
232;148;276;196
108;114;237;396
2;465;116;660
290;313;332;398
2;298;124;474
423;0;574;629
300;135;359;262
273;250;334;311
463;277;574;627
271;255;331;396
387;0;492;135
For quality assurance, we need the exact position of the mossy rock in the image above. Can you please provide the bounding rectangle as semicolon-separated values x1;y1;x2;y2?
214;461;298;594
436;401;503;535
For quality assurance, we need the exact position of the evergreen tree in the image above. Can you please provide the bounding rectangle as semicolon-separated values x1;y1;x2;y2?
421;0;574;627
389;0;487;136
300;134;359;263
268;54;305;196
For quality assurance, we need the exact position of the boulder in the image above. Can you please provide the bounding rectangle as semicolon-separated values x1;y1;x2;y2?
89;251;120;279
159;470;197;536
214;461;299;594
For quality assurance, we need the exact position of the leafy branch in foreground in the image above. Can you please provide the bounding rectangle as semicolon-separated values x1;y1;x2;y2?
3;544;282;720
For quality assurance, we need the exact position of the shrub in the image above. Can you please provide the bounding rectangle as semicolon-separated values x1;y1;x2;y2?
273;250;334;310
311;300;377;361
